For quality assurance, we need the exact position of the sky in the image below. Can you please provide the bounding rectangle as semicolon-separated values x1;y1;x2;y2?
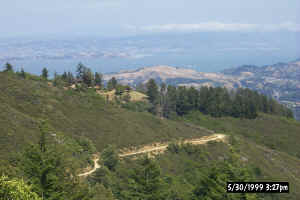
1;0;299;38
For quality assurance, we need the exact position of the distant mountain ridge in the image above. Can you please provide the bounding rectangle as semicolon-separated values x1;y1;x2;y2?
103;65;241;89
103;59;300;119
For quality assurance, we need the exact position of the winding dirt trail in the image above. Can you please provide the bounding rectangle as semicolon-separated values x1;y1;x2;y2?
78;158;100;177
119;134;226;157
78;134;226;177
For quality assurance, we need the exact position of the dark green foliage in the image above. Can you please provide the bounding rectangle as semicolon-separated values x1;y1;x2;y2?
53;71;58;86
101;145;119;171
146;79;160;114
67;71;75;86
41;68;48;80
115;84;125;96
20;68;26;79
162;85;178;118
183;111;300;160
0;71;212;164
0;70;300;199
146;79;159;105
143;78;292;119
76;63;94;87
87;142;274;200
121;101;152;112
94;72;103;88
107;77;117;90
89;166;114;188
3;62;14;72
0;176;42;200
17;121;95;200
115;157;169;200
90;183;114;200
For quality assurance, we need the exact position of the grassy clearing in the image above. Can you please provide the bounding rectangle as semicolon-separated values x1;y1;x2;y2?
97;89;148;102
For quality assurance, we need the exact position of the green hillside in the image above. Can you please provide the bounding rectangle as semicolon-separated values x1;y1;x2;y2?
89;136;300;199
182;111;300;158
0;72;212;161
1;71;300;199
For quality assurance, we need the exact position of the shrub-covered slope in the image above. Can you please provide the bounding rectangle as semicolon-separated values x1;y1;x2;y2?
183;111;300;158
0;72;211;160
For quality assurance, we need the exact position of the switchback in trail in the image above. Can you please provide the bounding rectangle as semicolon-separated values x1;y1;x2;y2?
78;134;226;177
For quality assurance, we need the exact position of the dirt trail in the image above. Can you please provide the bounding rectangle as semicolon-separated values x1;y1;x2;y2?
78;134;226;177
78;158;100;177
119;134;226;157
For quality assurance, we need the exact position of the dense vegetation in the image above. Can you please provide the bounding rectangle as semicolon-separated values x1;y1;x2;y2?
182;111;300;159
88;135;300;200
1;63;300;199
142;79;294;119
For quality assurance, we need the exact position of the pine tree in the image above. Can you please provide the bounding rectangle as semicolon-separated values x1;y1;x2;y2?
176;86;191;116
76;62;85;81
62;71;68;81
126;157;168;200
0;176;42;200
20;121;91;199
115;84;125;96
101;145;119;171
107;77;117;91
94;72;103;88
163;85;177;118
41;68;48;80
146;79;160;114
82;68;94;87
4;62;14;72
20;67;26;79
146;79;159;105
53;71;58;87
67;72;74;86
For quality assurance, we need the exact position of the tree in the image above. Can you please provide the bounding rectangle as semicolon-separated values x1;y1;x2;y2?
3;62;13;72
41;68;48;80
163;85;177;118
75;63;95;87
115;84;125;96
53;71;58;86
76;63;85;81
176;86;191;116
146;79;159;105
95;72;103;88
101;145;119;171
62;71;68;81
90;183;114;200
124;157;168;200
20;67;26;79
107;77;117;91
19;121;91;199
0;176;42;200
67;72;74;86
83;68;94;87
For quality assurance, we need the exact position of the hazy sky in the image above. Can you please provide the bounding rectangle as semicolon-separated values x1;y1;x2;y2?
1;0;299;38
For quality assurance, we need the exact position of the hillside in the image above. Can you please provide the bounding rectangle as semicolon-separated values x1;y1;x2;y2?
0;72;213;161
1;71;300;199
104;65;240;89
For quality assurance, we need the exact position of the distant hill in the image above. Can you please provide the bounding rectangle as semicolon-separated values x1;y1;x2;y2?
103;65;241;89
103;59;300;119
